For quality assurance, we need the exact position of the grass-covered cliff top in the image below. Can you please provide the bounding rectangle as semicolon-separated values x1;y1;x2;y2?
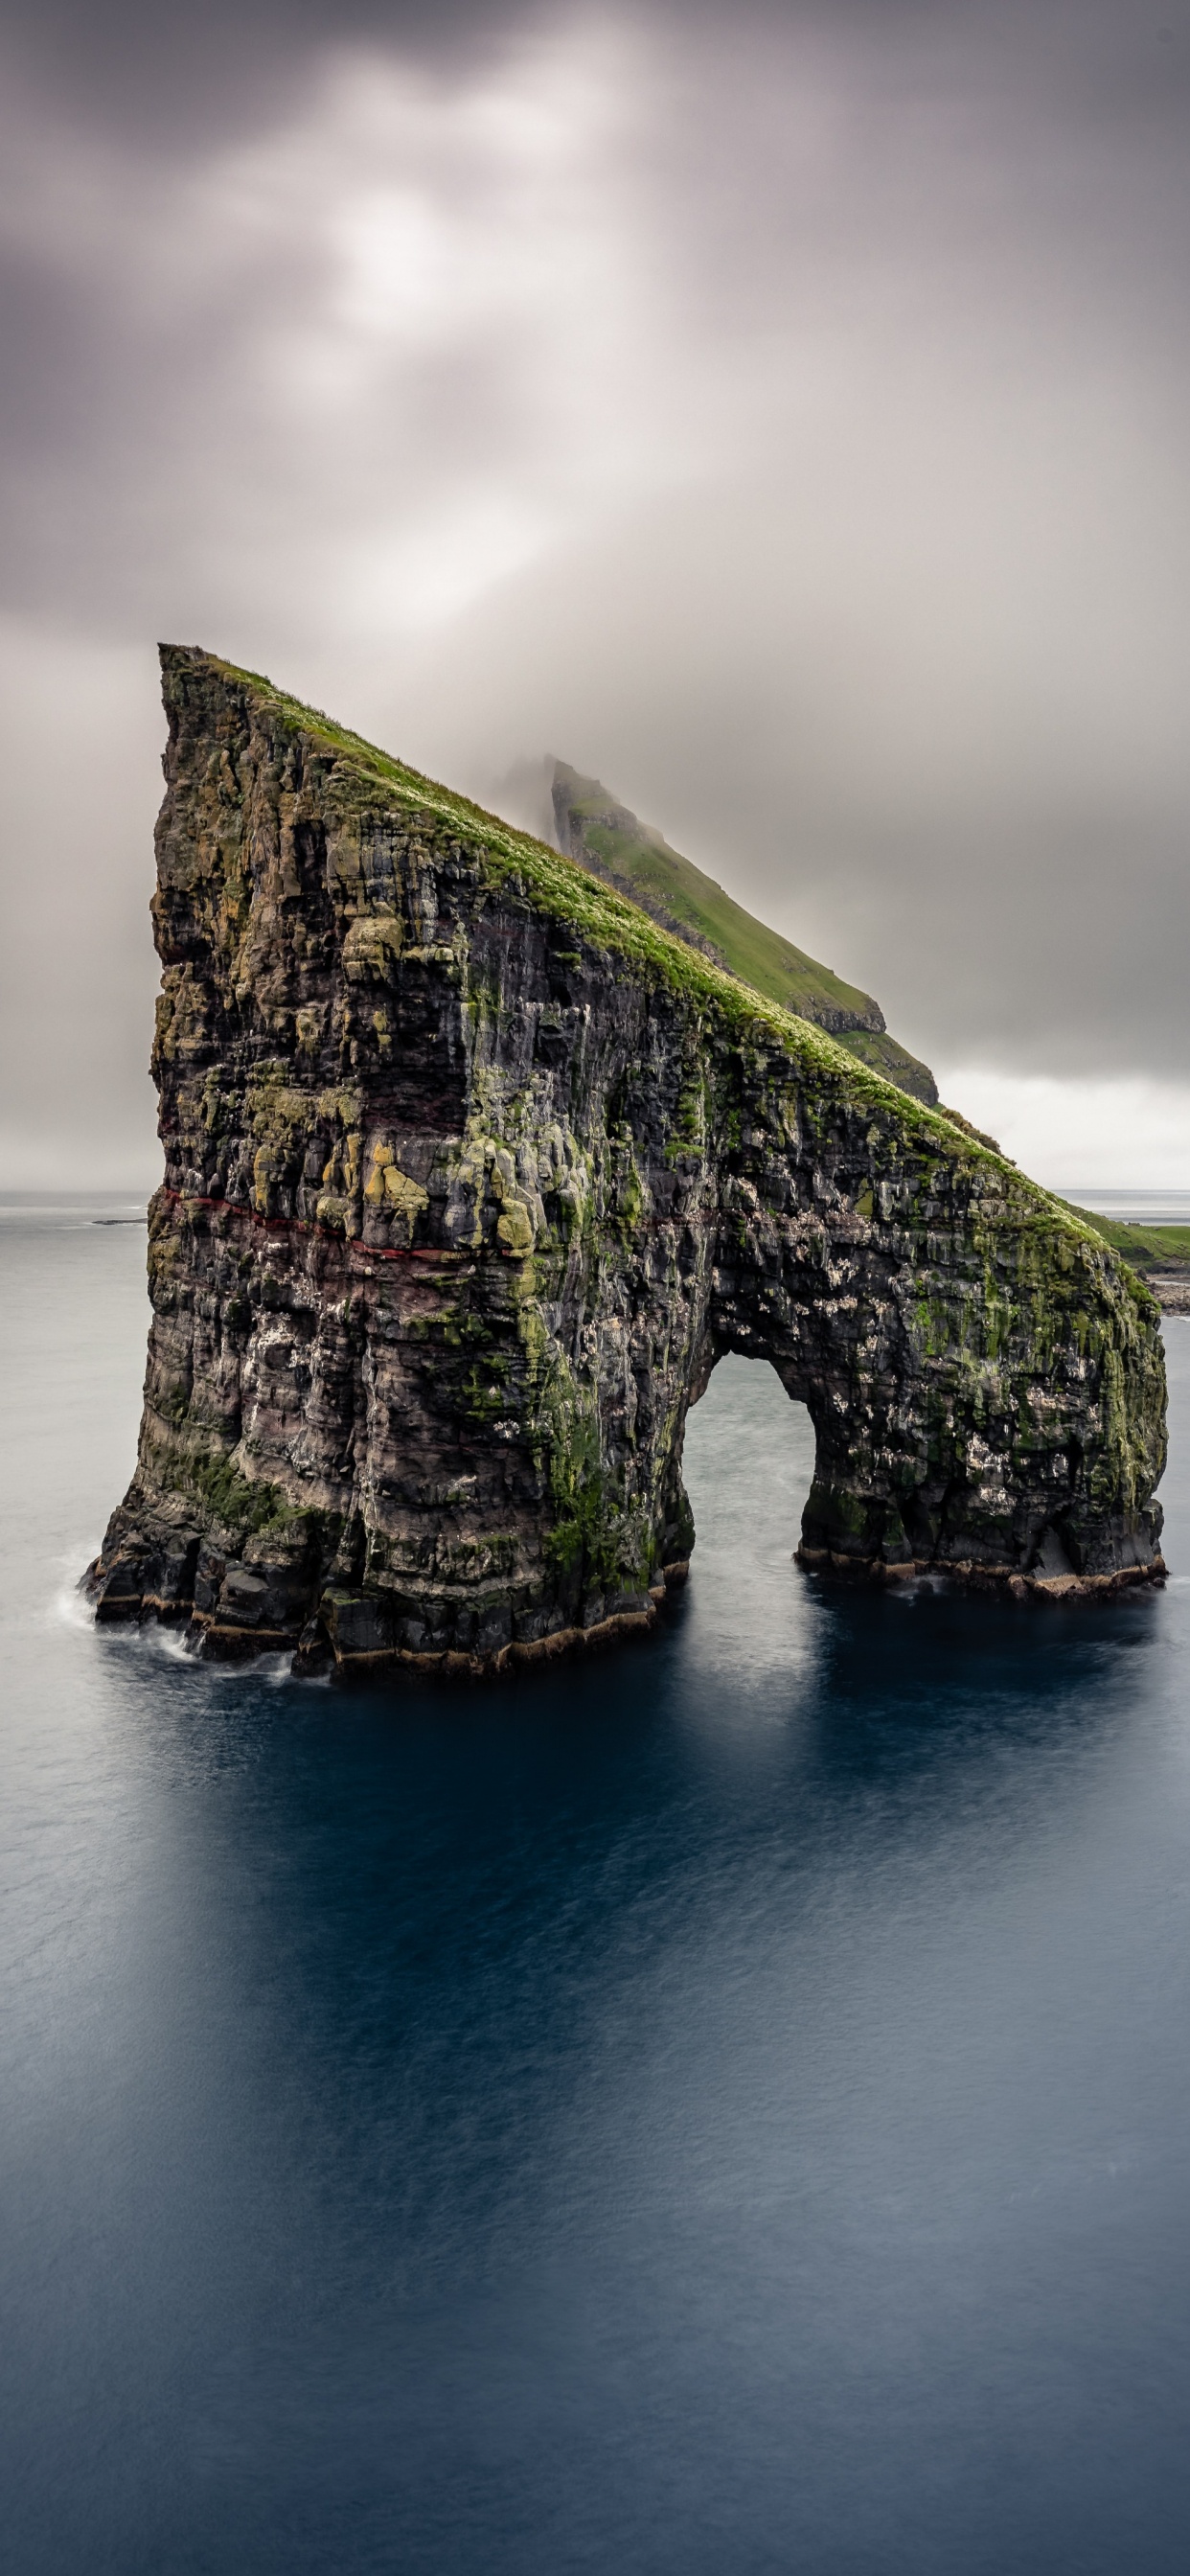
550;761;937;1107
551;761;881;1026
172;648;1141;1277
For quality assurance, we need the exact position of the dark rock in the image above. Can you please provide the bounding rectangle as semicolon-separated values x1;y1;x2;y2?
85;648;1168;1676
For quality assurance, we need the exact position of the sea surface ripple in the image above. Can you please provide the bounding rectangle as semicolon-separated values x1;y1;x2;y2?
3;1198;1190;2573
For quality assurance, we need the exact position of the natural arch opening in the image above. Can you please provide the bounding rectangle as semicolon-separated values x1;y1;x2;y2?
681;1356;815;1615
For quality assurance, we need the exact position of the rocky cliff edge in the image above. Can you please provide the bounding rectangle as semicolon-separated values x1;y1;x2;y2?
86;648;1167;1672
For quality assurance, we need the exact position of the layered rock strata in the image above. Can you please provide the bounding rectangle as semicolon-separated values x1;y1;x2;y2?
88;649;1167;1672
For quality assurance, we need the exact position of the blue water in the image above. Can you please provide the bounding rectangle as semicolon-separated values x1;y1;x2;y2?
4;1202;1190;2573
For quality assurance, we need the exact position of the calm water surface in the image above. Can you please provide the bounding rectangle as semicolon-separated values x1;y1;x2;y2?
3;1201;1190;2573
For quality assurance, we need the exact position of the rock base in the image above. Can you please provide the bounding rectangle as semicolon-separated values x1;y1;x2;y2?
82;1560;694;1681
796;1546;1167;1601
85;1540;1165;1689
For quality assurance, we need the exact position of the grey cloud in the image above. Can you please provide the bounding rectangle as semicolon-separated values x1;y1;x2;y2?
0;0;531;139
1;0;1188;1183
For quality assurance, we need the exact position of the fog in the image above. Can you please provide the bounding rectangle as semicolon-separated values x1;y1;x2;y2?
2;0;1187;1187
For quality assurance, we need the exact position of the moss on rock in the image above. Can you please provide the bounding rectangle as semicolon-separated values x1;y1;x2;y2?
86;648;1167;1669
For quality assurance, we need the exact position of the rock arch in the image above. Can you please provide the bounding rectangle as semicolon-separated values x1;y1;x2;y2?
89;650;1167;1670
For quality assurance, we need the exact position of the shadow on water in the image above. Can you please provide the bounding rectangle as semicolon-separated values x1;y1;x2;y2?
5;1238;1190;2576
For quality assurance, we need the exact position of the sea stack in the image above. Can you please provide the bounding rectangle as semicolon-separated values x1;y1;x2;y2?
88;648;1167;1671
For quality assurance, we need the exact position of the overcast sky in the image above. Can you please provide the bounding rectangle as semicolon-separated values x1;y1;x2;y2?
2;0;1188;1189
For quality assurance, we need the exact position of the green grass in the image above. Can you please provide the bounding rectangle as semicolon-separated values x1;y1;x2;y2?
552;762;938;1105
1060;1206;1190;1273
836;1028;940;1100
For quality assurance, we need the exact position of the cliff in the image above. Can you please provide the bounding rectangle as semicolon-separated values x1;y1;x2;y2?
551;760;939;1104
87;648;1167;1672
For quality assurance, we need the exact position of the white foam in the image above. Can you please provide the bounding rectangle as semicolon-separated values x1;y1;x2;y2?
51;1580;97;1634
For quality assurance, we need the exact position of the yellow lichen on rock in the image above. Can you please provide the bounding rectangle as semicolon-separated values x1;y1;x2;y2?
364;1142;428;1239
316;1128;363;1230
342;912;403;982
496;1201;536;1254
487;1143;538;1254
386;1166;428;1219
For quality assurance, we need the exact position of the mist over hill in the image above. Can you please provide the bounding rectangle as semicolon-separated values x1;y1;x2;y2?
550;759;939;1106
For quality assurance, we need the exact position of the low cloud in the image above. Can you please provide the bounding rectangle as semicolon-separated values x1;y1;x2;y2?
1;1;1188;1182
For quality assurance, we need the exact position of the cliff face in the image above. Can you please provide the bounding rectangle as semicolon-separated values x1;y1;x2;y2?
88;649;1167;1671
550;760;939;1104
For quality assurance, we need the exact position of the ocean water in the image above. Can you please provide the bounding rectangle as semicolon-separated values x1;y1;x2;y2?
3;1197;1190;2575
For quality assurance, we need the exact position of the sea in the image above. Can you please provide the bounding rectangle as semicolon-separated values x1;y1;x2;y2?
3;1194;1190;2575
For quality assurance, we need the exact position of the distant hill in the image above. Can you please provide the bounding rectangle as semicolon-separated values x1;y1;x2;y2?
550;760;937;1106
1060;1205;1190;1276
